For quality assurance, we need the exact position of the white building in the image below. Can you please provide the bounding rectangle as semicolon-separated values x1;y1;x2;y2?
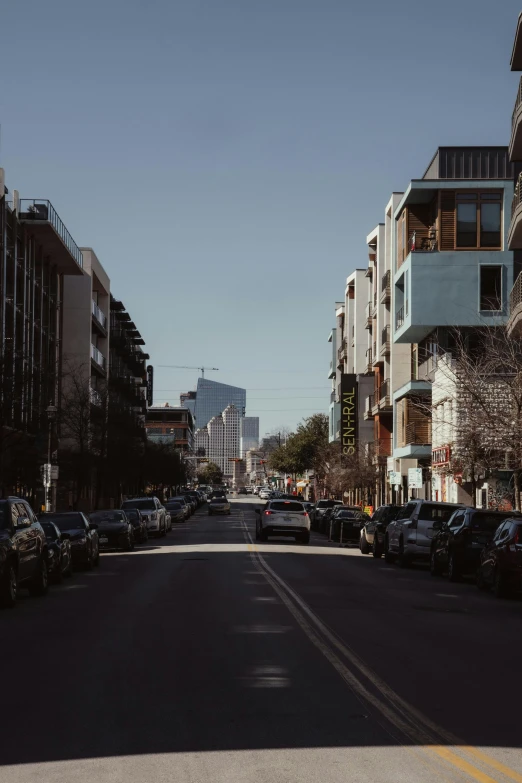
240;416;259;457
223;404;241;478
207;415;225;473
197;404;241;479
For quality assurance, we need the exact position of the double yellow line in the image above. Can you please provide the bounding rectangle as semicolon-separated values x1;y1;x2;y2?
241;517;522;783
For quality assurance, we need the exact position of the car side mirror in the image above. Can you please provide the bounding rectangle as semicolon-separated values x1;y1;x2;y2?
15;516;31;528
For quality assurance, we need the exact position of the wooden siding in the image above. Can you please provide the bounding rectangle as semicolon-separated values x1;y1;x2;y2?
407;203;432;250
440;191;456;251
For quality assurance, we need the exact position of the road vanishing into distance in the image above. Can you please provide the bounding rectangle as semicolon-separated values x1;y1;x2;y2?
2;497;522;783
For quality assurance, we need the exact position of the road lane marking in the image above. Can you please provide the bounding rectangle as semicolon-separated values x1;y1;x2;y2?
239;513;520;783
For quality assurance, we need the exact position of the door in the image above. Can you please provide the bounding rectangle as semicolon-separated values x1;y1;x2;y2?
12;503;33;581
482;522;507;583
442;511;466;566
366;509;381;545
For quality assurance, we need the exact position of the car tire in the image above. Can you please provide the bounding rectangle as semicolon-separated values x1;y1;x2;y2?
372;537;382;558
447;552;460;582
493;569;509;598
300;532;310;545
397;540;410;568
360;534;370;555
0;562;18;608
53;561;64;584
259;528;267;542
29;556;49;597
476;568;488;591
384;537;396;563
430;548;443;577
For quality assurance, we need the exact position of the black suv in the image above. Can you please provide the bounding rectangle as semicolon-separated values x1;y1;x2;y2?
0;497;49;607
360;505;402;557
430;507;521;581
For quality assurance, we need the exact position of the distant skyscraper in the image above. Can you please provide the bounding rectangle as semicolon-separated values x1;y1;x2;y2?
180;390;197;420
193;378;246;430
207;415;225;473
223;405;241;475
198;404;241;478
240;417;259;457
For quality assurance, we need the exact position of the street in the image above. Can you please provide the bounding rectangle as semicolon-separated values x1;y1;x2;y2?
2;497;522;783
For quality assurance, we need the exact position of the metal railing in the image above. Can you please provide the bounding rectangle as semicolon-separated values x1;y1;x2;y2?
367;393;375;412
366;347;372;367
91;300;107;330
512;171;522;219
90;343;106;369
510;271;522;315
396;306;404;330
19;200;83;268
381;324;390;348
337;338;347;361
512;75;522;128
381;269;390;293
379;379;390;401
89;386;102;406
408;229;437;253
330;390;336;404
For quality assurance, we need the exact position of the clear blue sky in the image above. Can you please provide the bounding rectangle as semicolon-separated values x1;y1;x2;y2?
1;0;520;436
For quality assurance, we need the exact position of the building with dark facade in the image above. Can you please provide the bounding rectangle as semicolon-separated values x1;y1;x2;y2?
146;404;194;452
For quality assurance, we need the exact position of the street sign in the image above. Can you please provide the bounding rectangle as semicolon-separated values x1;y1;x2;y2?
389;471;402;486
146;365;154;406
408;467;423;489
41;464;58;487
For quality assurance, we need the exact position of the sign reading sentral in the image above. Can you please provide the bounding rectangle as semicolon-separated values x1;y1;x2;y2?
340;374;358;456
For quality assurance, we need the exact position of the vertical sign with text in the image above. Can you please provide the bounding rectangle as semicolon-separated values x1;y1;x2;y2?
146;365;154;407
340;374;358;457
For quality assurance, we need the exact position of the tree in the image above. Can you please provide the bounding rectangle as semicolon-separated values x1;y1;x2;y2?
197;461;223;486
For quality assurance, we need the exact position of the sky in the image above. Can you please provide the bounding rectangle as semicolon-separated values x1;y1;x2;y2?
1;0;520;437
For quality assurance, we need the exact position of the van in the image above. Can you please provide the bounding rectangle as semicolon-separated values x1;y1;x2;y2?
385;500;465;567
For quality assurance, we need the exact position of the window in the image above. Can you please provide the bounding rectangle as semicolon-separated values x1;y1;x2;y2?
455;192;502;249
480;266;502;311
418;504;461;522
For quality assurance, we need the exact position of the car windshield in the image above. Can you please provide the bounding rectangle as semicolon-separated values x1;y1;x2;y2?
270;502;304;512
337;510;360;518
41;522;58;540
166;502;182;510
470;512;514;532
90;511;125;523
122;500;155;511
43;514;85;532
418;504;461;523
211;498;227;504
169;498;186;505
125;510;138;520
317;500;341;508
382;507;401;522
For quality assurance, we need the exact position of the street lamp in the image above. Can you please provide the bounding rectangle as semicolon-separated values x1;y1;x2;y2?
45;403;58;512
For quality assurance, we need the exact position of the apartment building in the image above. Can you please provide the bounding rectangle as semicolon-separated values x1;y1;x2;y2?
0;173;84;500
392;146;515;503
240;416;259;457
507;12;522;337
146;404;194;451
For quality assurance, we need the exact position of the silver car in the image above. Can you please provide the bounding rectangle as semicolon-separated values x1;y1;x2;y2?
385;500;465;567
255;500;310;544
121;497;167;537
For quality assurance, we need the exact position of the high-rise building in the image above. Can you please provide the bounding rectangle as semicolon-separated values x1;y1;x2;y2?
193;378;246;430
223;404;241;475
195;427;209;458
180;390;197;420
207;415;225;473
197;404;241;478
240;416;259;457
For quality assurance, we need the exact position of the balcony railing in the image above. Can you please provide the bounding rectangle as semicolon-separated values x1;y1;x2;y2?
512;171;522;220
330;390;336;404
396;306;404;330
408;229;437;253
337;338;347;362
405;421;432;446
89;386;102;406
512;75;522;129
510;271;522;315
381;269;390;293
379;379;390;402
381;324;390;355
366;347;373;372
366;301;373;329
90;343;106;370
91;300;107;330
19;200;84;269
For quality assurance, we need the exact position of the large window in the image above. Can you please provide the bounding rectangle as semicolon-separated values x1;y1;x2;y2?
480;266;502;311
456;193;501;249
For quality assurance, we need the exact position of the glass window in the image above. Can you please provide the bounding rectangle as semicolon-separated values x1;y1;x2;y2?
457;203;477;247
480;266;502;311
42;513;86;531
90;511;125;523
469;512;512;532
456;193;478;201
270;502;304;511
493;521;507;541
122;499;155;510
418;504;461;522
480;203;501;247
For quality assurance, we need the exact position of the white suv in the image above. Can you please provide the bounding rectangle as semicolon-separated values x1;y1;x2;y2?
385;500;464;567
255;500;310;544
121;497;166;537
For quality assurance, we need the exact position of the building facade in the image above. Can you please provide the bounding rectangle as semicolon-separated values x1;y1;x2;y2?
146;404;194;451
240;416;259;456
192;378;246;430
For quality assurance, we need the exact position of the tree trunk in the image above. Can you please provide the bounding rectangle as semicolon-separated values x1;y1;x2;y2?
514;469;521;512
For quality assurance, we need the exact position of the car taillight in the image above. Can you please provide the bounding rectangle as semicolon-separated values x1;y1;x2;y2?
300;512;308;517
265;510;274;515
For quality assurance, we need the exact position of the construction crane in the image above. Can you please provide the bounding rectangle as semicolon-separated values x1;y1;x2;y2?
158;365;219;379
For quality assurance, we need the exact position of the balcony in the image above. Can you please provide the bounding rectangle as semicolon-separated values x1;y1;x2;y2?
371;391;379;416
379;379;392;410
380;270;391;303
509;171;522;250
365;301;373;329
365;264;373;278
330;390;336;404
510;76;522;161
372;340;379;367
90;343;106;373
508;271;522;337
91;300;107;334
363;394;375;421
328;360;335;380
337;339;347;364
380;324;390;356
89;386;103;407
371;437;392;465
395;306;404;331
365;347;373;374
18;200;83;275
405;421;432;446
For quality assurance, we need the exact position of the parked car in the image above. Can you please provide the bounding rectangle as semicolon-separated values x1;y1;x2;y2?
183;494;197;514
208;497;231;515
255;500;310;544
40;520;73;582
477;517;522;597
210;489;228;501
89;510;135;551
123;508;148;543
246;487;253;495
40;511;100;569
164;508;172;532
0;497;49;607
312;499;343;531
430;507;520;581
237;487;248;495
360;505;402;557
121;497;167;536
167;496;191;520
259;488;272;500
165;500;186;523
385;500;464;567
302;501;315;521
330;508;368;545
253;486;262;495
186;490;202;508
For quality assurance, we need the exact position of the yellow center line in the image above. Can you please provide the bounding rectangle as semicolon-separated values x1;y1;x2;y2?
459;746;522;783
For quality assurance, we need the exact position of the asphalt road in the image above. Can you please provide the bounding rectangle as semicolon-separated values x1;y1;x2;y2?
2;498;522;783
